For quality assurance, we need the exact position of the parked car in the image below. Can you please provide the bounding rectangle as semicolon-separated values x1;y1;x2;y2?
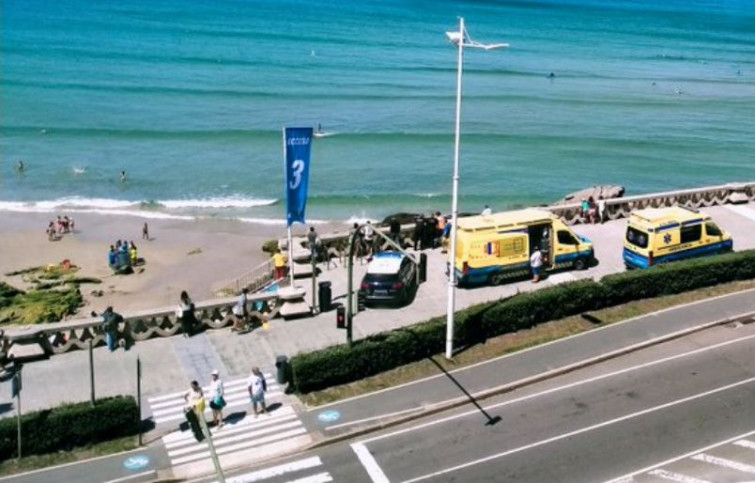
359;251;418;306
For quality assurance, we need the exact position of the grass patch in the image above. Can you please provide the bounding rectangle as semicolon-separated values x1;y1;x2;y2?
0;282;83;325
299;279;755;407
0;435;139;477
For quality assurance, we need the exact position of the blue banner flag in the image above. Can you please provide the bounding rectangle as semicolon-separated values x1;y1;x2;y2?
283;127;314;227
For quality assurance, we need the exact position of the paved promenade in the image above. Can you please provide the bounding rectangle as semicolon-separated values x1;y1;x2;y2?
2;204;754;418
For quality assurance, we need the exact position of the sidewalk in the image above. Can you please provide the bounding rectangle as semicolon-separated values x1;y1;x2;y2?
300;288;755;441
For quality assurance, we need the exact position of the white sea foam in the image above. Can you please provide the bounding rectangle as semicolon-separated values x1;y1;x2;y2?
158;197;277;209
237;217;330;226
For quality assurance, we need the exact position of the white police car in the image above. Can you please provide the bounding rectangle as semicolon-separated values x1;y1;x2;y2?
359;251;418;306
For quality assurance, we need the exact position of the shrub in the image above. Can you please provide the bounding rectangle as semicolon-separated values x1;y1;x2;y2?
289;250;755;393
0;396;140;461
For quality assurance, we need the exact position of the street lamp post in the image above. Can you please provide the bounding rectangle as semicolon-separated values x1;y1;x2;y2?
445;18;508;360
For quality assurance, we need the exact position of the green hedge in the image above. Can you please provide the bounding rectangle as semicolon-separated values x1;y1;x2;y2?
290;249;755;393
0;396;140;461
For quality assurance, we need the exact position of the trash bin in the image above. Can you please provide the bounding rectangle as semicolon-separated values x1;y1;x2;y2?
275;355;288;385
419;253;427;283
318;281;332;312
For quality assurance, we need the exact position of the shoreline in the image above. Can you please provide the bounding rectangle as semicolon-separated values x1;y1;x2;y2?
0;211;349;314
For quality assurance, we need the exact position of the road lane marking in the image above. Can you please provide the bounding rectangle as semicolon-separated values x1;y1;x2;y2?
604;429;755;482
310;289;755;411
287;472;333;483
398;377;755;483
691;453;755;474
214;456;323;482
735;440;755;450
352;442;390;483
648;469;711;483
360;333;755;445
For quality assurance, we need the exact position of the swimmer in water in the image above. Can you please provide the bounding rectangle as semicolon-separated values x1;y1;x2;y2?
16;160;24;172
120;170;127;182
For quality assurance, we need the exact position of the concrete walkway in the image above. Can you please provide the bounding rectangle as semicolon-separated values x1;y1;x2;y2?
1;205;754;416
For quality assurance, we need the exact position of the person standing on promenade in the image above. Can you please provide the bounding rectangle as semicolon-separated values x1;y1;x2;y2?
183;381;205;442
231;287;249;332
247;367;267;417
597;196;606;224
362;221;375;256
272;248;287;280
307;226;320;262
93;306;122;352
208;369;225;428
389;218;401;247
178;290;197;337
482;204;492;216
530;246;543;283
142;222;149;241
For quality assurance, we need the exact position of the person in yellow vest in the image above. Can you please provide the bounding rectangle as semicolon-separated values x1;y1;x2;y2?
273;248;287;280
129;241;138;265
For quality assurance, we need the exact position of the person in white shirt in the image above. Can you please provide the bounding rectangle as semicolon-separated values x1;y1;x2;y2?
530;246;543;283
362;221;375;256
208;369;225;428
247;367;267;417
481;205;492;216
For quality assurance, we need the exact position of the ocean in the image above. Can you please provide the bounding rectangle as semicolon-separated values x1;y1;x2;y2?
2;0;754;225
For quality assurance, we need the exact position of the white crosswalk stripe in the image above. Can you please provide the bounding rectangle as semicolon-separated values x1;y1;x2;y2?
217;456;333;483
151;373;312;470
147;373;281;425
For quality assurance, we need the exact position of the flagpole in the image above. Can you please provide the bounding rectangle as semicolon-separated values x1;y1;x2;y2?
282;127;295;287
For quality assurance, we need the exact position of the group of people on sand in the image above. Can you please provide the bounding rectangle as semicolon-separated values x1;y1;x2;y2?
46;215;75;241
108;239;139;271
182;367;269;439
581;196;606;224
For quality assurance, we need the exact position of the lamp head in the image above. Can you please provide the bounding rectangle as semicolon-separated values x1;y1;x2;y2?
446;31;462;44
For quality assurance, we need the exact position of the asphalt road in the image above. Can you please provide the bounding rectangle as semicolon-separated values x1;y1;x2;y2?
212;321;755;483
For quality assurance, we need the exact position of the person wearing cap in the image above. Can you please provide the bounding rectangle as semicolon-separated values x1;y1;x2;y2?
208;370;225;428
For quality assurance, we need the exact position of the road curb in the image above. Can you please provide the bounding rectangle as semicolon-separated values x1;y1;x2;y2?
304;309;755;451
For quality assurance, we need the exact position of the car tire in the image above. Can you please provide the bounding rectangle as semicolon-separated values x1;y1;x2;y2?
574;257;587;270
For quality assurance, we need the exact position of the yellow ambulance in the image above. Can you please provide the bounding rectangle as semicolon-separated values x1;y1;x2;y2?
453;209;594;286
623;206;733;269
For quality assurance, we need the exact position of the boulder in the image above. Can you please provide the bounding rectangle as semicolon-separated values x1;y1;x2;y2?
554;185;625;206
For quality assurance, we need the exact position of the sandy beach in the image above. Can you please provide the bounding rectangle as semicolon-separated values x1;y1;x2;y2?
0;212;349;315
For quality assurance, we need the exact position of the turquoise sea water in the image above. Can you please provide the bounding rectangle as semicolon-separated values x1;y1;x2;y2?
2;0;754;224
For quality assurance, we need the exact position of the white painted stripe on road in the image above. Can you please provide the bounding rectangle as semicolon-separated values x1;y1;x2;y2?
691;453;755;474
164;408;297;446
147;373;274;403
287;472;333;483
360;333;755;446
352;442;390;483
167;420;304;456
324;407;423;432
153;391;284;424
604;429;755;482
102;470;158;483
171;427;308;466
608;478;634;483
214;456;323;483
310;288;755;411
735;439;755;450
397;377;755;483
725;204;755;223
648;469;710;483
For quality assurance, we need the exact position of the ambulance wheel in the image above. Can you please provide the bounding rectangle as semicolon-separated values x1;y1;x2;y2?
574;257;587;271
489;273;505;286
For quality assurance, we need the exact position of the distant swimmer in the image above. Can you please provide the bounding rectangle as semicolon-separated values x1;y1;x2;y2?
120;170;127;182
317;123;322;133
675;87;683;95
548;72;555;79
16;160;24;172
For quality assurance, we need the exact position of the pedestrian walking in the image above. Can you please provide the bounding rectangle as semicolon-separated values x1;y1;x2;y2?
247;367;267;417
530;246;543;283
272;248;287;280
177;290;197;337
208;369;226;428
231;288;249;332
142;222;149;240
183;380;205;442
93;306;123;352
307;226;320;262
